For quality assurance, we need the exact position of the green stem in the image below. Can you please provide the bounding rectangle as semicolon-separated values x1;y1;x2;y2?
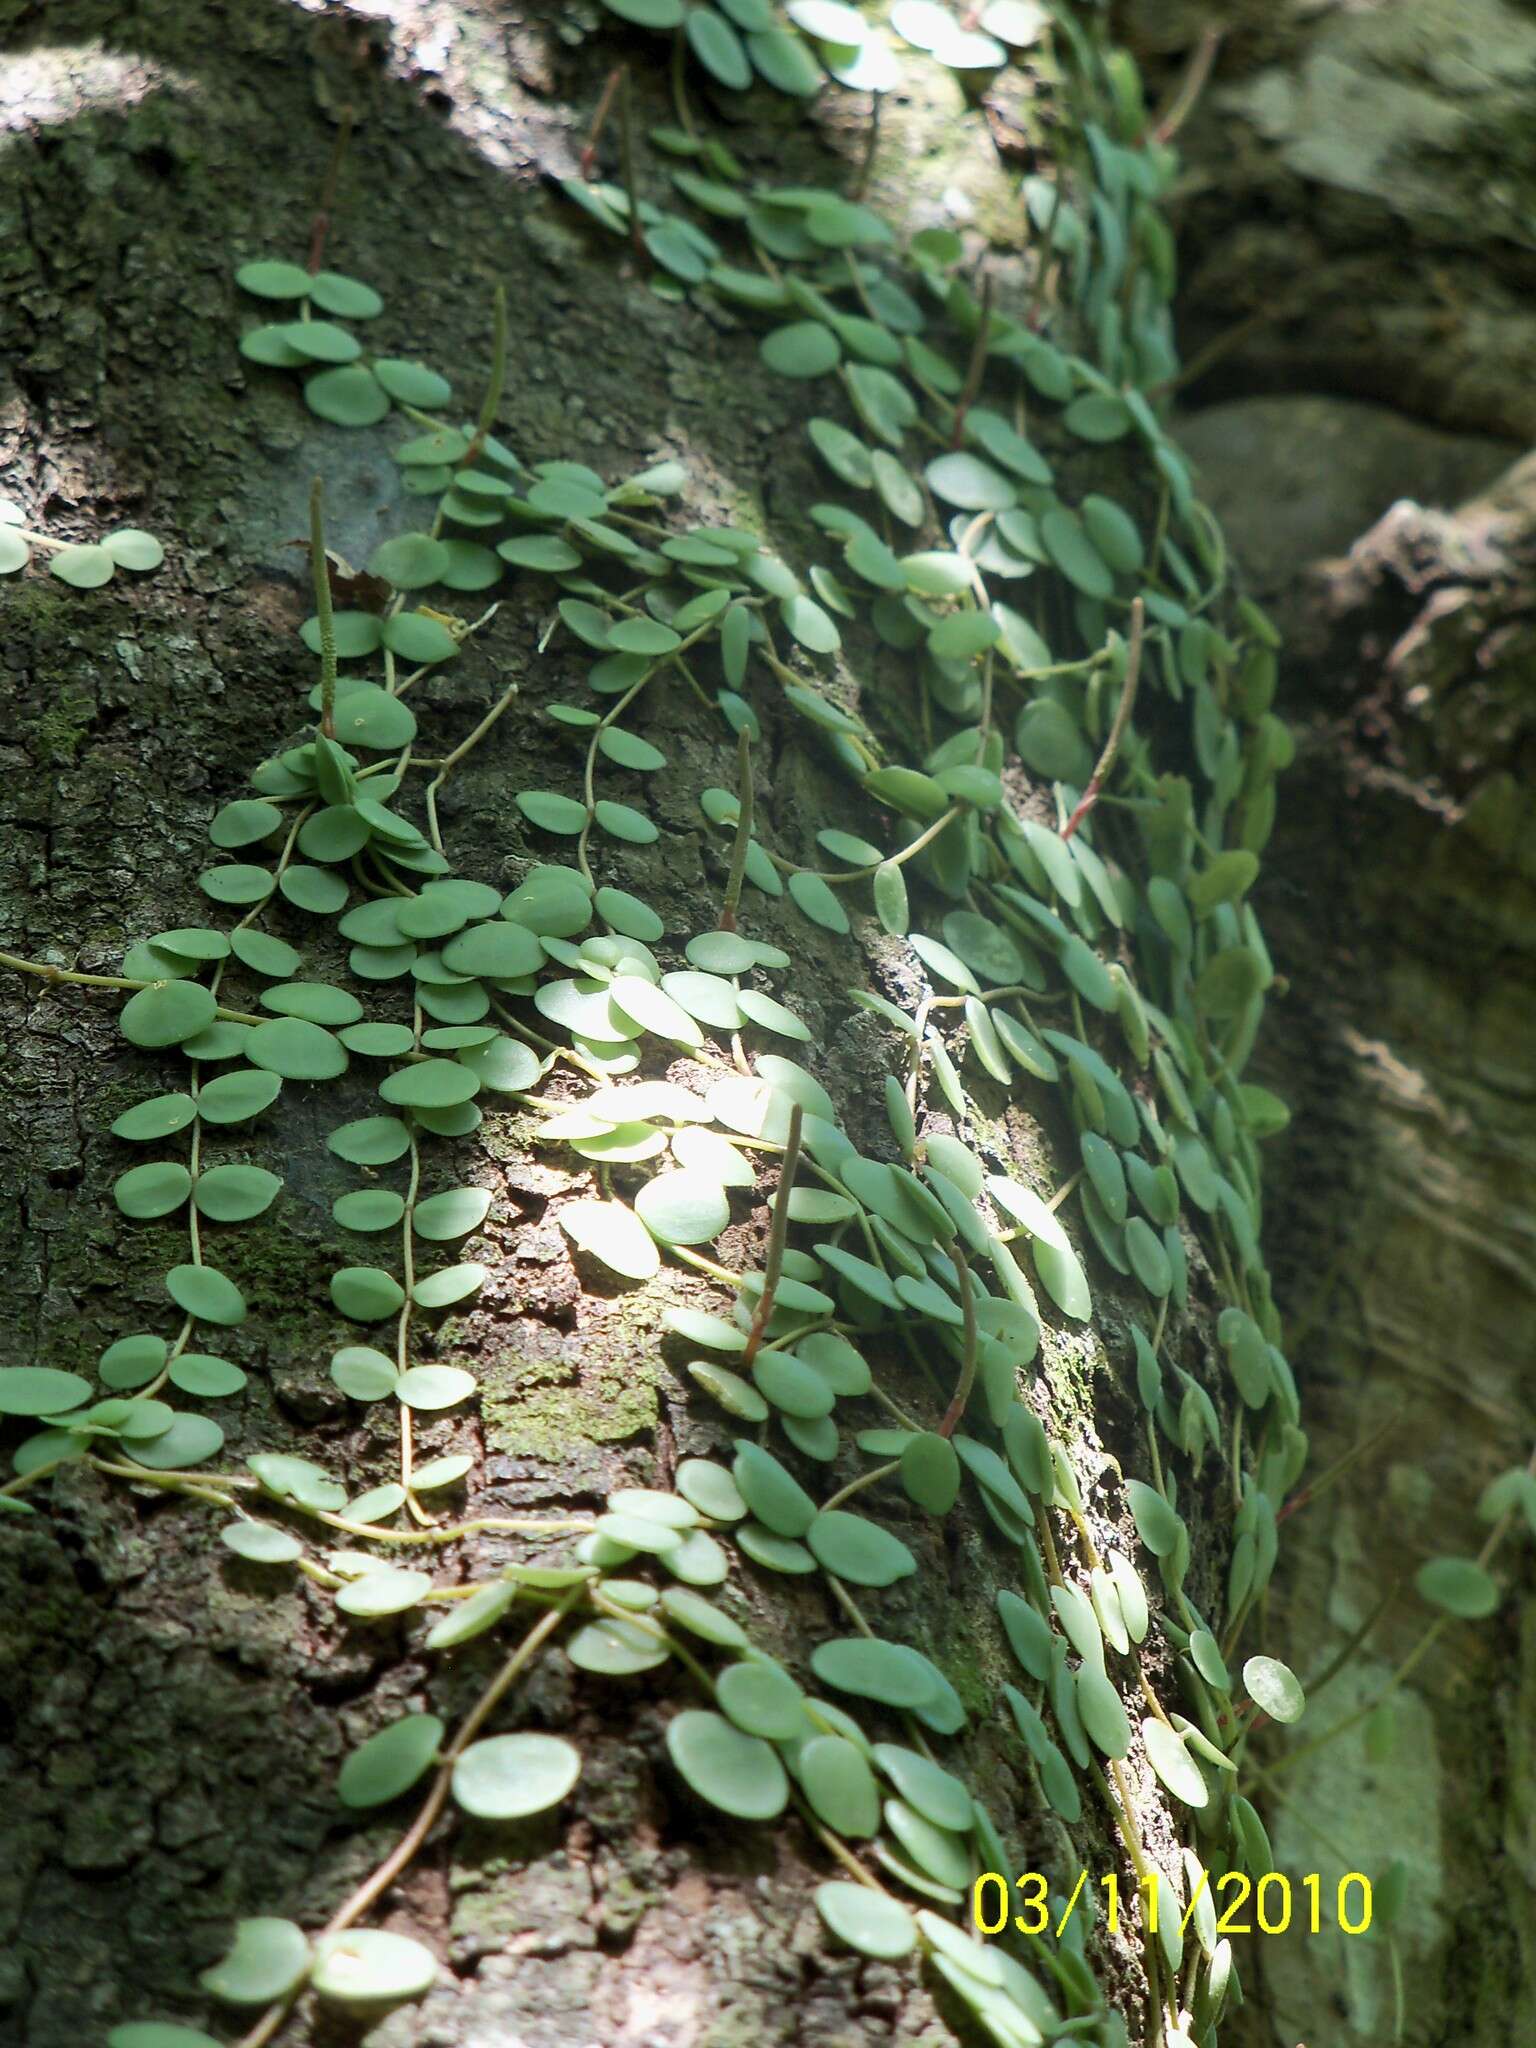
309;478;337;741
822;1459;900;1514
936;1245;977;1437
464;282;508;468
719;726;754;931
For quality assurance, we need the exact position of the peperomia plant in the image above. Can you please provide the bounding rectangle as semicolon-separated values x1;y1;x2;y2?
3;8;1530;2048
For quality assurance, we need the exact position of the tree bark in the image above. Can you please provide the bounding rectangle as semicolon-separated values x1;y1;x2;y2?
1110;8;1536;2041
1174;442;1536;2048
1122;0;1536;440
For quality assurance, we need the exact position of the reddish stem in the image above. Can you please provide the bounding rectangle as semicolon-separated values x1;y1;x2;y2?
306;105;354;275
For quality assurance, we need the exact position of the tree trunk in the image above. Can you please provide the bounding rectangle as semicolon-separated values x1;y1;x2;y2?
1163;427;1536;2048
1121;5;1536;2039
7;7;1524;2048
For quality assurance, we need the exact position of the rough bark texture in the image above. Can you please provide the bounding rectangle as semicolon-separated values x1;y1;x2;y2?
0;7;1189;2048
1122;0;1536;439
1177;432;1536;2048
1113;8;1536;2041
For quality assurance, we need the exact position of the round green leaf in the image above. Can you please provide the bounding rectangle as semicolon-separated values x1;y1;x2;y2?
198;1917;311;2006
452;1732;581;1819
221;1521;304;1565
882;1796;974;1886
335;1565;434;1618
332;1189;406;1233
339;1714;446;1809
517;790;588;834
901;1431;961;1515
634;1170;730;1246
1062;392;1132;441
1081;493;1143;573
788;871;851;934
752;1350;834;1419
330;1267;407;1321
1141;1717;1209;1807
598;727;668;772
396;1363;479;1409
1075;1666;1131;1759
111;1093;197;1142
737;989;811;1041
299;610;382;658
277;318;361;364
372;358;452;409
199;863;276;905
1128;1478;1181;1557
331;1346;399;1399
125;1412;225;1468
0;1367;91;1417
309;1928;437;2007
305;364;390;427
281;863;349;914
593;798;659;844
559;1197;659;1280
761;320;841;379
330;1115;411;1165
925;452;1016;511
194;1164;282;1222
170;1353;246;1397
605;975;700;1049
249;1453;346;1511
873;859;908;935
229;931;302;981
409;1261;487;1310
365;535;448;594
674;1458;746;1525
801;1735;881;1837
807;1510;917;1588
121;980;218;1049
748;25;825;92
1414;1556;1500;1619
810;1637;938;1709
871;1745;973;1832
716;1658;804;1739
780;593;840;653
566;1614;671;1675
815;1880;916;1960
209;799;283;849
732;1518;815;1570
1040;506;1113;597
412;1186;492;1241
411;1453;473;1493
330;683;419;749
99;1334;168;1390
114;1161;193;1220
246;1017;347;1081
733;1440;816;1538
236;259;312;299
379;1058;479;1110
309;270;384;318
340;1024;418;1061
666;1708;788;1820
380;611;458;664
51;543;115;588
1242;1654;1307;1722
166;1264;246;1326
